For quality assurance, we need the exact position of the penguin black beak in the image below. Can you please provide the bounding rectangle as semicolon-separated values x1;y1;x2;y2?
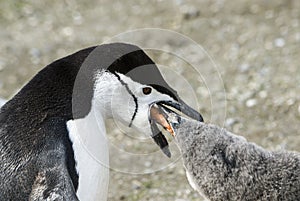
160;99;204;122
148;100;203;158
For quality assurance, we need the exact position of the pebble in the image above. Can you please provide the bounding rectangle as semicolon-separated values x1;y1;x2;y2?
149;188;159;194
238;63;250;73
176;191;183;196
29;48;41;65
72;12;83;25
61;27;74;37
225;118;239;127
274;38;285;47
258;90;268;99
144;161;152;167
180;6;200;20
131;180;142;190
265;10;274;19
286;98;295;106
246;99;258;108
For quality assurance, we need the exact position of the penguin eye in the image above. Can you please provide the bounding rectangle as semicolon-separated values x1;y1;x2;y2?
142;87;152;95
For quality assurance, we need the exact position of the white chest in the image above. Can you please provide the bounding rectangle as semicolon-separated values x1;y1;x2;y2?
67;109;110;201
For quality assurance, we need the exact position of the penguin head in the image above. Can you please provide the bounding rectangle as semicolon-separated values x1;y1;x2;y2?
93;69;202;157
87;43;203;157
60;43;203;156
94;71;168;125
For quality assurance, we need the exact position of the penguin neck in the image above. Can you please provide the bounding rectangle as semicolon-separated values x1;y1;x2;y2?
67;71;123;200
92;71;123;119
67;102;110;201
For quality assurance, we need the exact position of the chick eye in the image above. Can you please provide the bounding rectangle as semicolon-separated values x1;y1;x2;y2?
142;87;152;95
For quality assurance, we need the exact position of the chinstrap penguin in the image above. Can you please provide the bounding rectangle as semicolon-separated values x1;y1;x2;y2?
0;43;203;200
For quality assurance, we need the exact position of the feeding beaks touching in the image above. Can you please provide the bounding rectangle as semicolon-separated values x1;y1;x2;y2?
148;100;203;157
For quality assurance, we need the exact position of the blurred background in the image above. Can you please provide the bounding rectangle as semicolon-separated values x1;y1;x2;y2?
0;0;299;200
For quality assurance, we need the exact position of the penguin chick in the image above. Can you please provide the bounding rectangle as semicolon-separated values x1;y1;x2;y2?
170;116;300;201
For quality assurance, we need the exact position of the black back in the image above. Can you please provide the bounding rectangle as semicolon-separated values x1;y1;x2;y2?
0;43;178;200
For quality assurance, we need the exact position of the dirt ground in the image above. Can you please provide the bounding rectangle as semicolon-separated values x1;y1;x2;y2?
0;0;299;200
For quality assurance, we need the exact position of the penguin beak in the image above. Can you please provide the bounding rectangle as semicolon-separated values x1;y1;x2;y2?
148;100;203;157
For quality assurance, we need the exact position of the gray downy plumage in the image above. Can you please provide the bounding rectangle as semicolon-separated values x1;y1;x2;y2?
170;116;300;201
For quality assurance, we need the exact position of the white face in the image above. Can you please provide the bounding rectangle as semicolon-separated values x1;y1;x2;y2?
94;71;174;137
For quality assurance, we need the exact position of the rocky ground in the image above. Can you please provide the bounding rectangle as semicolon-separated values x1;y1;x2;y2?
0;0;299;200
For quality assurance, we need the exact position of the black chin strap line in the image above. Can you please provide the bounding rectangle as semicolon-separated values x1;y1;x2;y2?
111;72;138;127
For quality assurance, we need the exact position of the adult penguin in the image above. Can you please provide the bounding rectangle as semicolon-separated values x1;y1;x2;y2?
0;43;203;200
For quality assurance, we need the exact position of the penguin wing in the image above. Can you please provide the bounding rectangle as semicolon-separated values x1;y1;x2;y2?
29;118;79;201
29;160;79;201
